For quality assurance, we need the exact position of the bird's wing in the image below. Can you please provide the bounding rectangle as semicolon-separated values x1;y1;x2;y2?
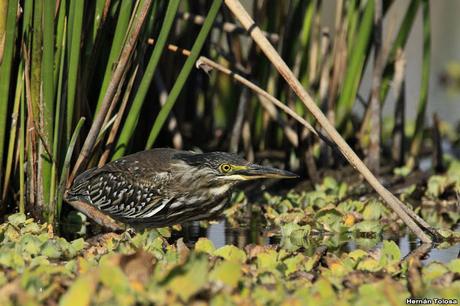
85;167;174;220
70;148;195;220
80;149;180;218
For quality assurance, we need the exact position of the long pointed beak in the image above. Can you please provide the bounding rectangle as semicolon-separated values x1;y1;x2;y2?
233;164;298;180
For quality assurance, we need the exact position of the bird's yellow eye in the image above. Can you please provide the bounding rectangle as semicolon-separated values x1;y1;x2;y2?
219;164;232;173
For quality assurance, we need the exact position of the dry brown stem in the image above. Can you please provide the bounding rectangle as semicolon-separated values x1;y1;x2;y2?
224;0;436;243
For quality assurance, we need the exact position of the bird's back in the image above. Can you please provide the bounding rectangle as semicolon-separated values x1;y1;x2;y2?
66;148;200;227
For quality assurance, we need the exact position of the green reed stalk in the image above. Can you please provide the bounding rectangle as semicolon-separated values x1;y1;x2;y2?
49;21;67;225
0;0;6;53
0;0;18;194
94;0;134;114
21;0;33;45
2;63;22;203
406;0;430;169
19;88;25;213
296;0;317;119
298;0;316;86
335;0;374;128
380;0;420;103
92;0;107;43
346;0;358;54
146;0;224;148
56;118;85;224
41;0;55;212
66;0;85;144
113;0;180;159
53;0;66;89
30;0;44;212
360;0;420;138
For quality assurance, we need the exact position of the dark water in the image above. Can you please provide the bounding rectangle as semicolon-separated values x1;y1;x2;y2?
198;220;460;264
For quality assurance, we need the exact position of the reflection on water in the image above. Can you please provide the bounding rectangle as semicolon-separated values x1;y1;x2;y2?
398;234;460;264
181;218;459;264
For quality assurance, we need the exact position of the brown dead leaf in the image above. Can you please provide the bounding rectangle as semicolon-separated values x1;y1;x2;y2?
177;238;191;264
119;250;156;286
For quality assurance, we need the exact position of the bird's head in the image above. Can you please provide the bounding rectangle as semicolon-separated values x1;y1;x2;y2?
173;151;298;184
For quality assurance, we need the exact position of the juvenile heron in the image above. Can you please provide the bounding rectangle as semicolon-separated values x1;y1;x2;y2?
66;148;297;228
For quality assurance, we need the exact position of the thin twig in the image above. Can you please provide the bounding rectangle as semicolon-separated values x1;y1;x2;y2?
69;0;152;186
178;11;279;43
224;0;435;243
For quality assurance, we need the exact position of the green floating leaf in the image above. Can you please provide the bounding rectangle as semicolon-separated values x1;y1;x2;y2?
213;245;247;263
280;223;311;238
283;254;305;276
0;271;7;287
318;176;339;193
21;222;43;235
70;238;85;253
0;250;25;270
447;259;460;273
303;190;328;209
19;234;43;256
311;277;336;300
315;206;344;232
41;240;62;259
357;257;381;272
257;249;279;271
354;237;381;250
195;237;216;254
209;260;242;288
351;220;383;234
7;213;27;227
166;255;209;302
156;227;171;238
337;200;365;214
357;279;409;306
100;264;134;306
399;184;417;201
422;262;449;283
348;249;368;262
362;200;385;221
379;240;401;266
393;166;411;177
59;272;98;306
426;175;451;198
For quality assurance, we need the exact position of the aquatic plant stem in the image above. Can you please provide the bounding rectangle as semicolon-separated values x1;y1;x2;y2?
113;0;180;159
68;0;152;186
224;0;434;243
0;0;17;202
145;0;223;149
406;0;430;170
